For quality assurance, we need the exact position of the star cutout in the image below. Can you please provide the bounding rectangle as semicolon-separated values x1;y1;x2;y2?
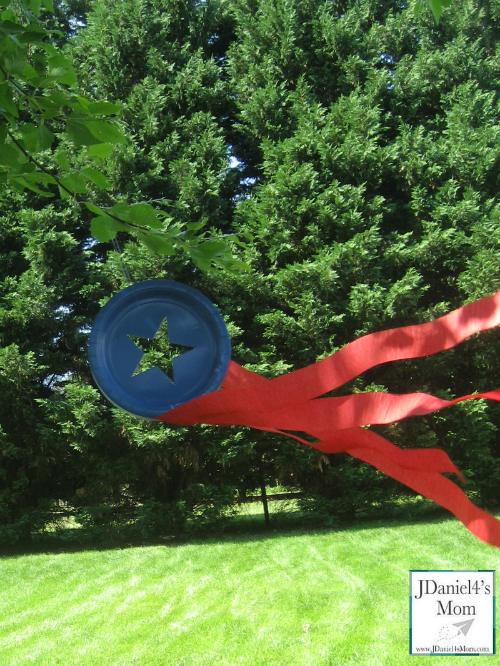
128;317;193;382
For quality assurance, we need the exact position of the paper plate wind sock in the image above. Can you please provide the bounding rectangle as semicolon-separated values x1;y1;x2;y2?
90;281;500;548
88;280;231;418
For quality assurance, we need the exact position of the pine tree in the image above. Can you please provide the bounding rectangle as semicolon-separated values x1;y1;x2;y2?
3;0;500;543
219;0;500;514
0;191;112;541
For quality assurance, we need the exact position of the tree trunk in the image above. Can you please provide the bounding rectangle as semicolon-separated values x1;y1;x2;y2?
260;479;270;528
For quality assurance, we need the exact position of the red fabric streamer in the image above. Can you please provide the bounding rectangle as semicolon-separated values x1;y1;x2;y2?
158;291;500;547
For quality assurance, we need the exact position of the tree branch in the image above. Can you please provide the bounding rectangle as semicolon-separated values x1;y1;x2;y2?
7;128;75;198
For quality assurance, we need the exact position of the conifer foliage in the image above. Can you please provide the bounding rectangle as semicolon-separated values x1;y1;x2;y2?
1;0;500;543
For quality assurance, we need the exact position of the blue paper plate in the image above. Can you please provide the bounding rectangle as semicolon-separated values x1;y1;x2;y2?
88;280;231;418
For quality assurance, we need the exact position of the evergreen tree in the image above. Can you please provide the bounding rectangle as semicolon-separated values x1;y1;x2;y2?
2;0;500;543
219;0;500;515
0;192;111;541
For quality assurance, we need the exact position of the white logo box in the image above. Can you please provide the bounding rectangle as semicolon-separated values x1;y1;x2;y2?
410;570;495;655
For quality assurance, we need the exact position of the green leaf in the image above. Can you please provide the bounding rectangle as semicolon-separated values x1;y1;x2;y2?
55;150;71;170
424;0;453;24
0;81;18;117
0;34;12;57
22;61;38;79
37;122;54;151
197;240;228;259
127;203;162;229
87;101;121;116
66;118;100;146
191;253;211;272
90;217;115;242
17;27;50;43
0;143;26;167
0;11;16;22
25;0;42;17
186;221;205;233
42;0;54;11
12;160;36;175
87;143;114;159
32;96;59;118
58;184;71;200
11;174;54;196
81;166;112;190
84;120;127;145
187;240;238;272
19;122;39;152
226;260;251;273
84;201;104;215
59;172;88;196
0;20;26;35
47;55;77;86
35;91;74;119
136;231;176;255
75;96;90;111
90;216;127;243
3;53;26;75
36;42;58;57
224;234;247;249
22;171;57;185
106;202;166;230
110;202;132;220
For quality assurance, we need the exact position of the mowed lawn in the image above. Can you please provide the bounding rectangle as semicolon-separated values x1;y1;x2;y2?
1;516;499;666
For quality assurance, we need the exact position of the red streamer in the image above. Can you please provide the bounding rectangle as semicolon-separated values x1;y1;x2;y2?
158;291;500;547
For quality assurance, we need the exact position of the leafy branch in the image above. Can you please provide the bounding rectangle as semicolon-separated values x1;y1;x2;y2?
0;0;249;273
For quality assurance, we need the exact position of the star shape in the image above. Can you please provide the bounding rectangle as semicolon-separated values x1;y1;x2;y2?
128;317;193;382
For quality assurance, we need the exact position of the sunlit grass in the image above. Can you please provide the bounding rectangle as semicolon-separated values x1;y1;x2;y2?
1;515;499;666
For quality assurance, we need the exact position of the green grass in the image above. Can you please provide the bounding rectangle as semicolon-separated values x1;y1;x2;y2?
1;515;499;666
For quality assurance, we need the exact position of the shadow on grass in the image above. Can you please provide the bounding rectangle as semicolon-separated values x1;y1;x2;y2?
0;502;457;560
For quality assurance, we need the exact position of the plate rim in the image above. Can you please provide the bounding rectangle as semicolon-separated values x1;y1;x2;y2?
88;280;231;418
